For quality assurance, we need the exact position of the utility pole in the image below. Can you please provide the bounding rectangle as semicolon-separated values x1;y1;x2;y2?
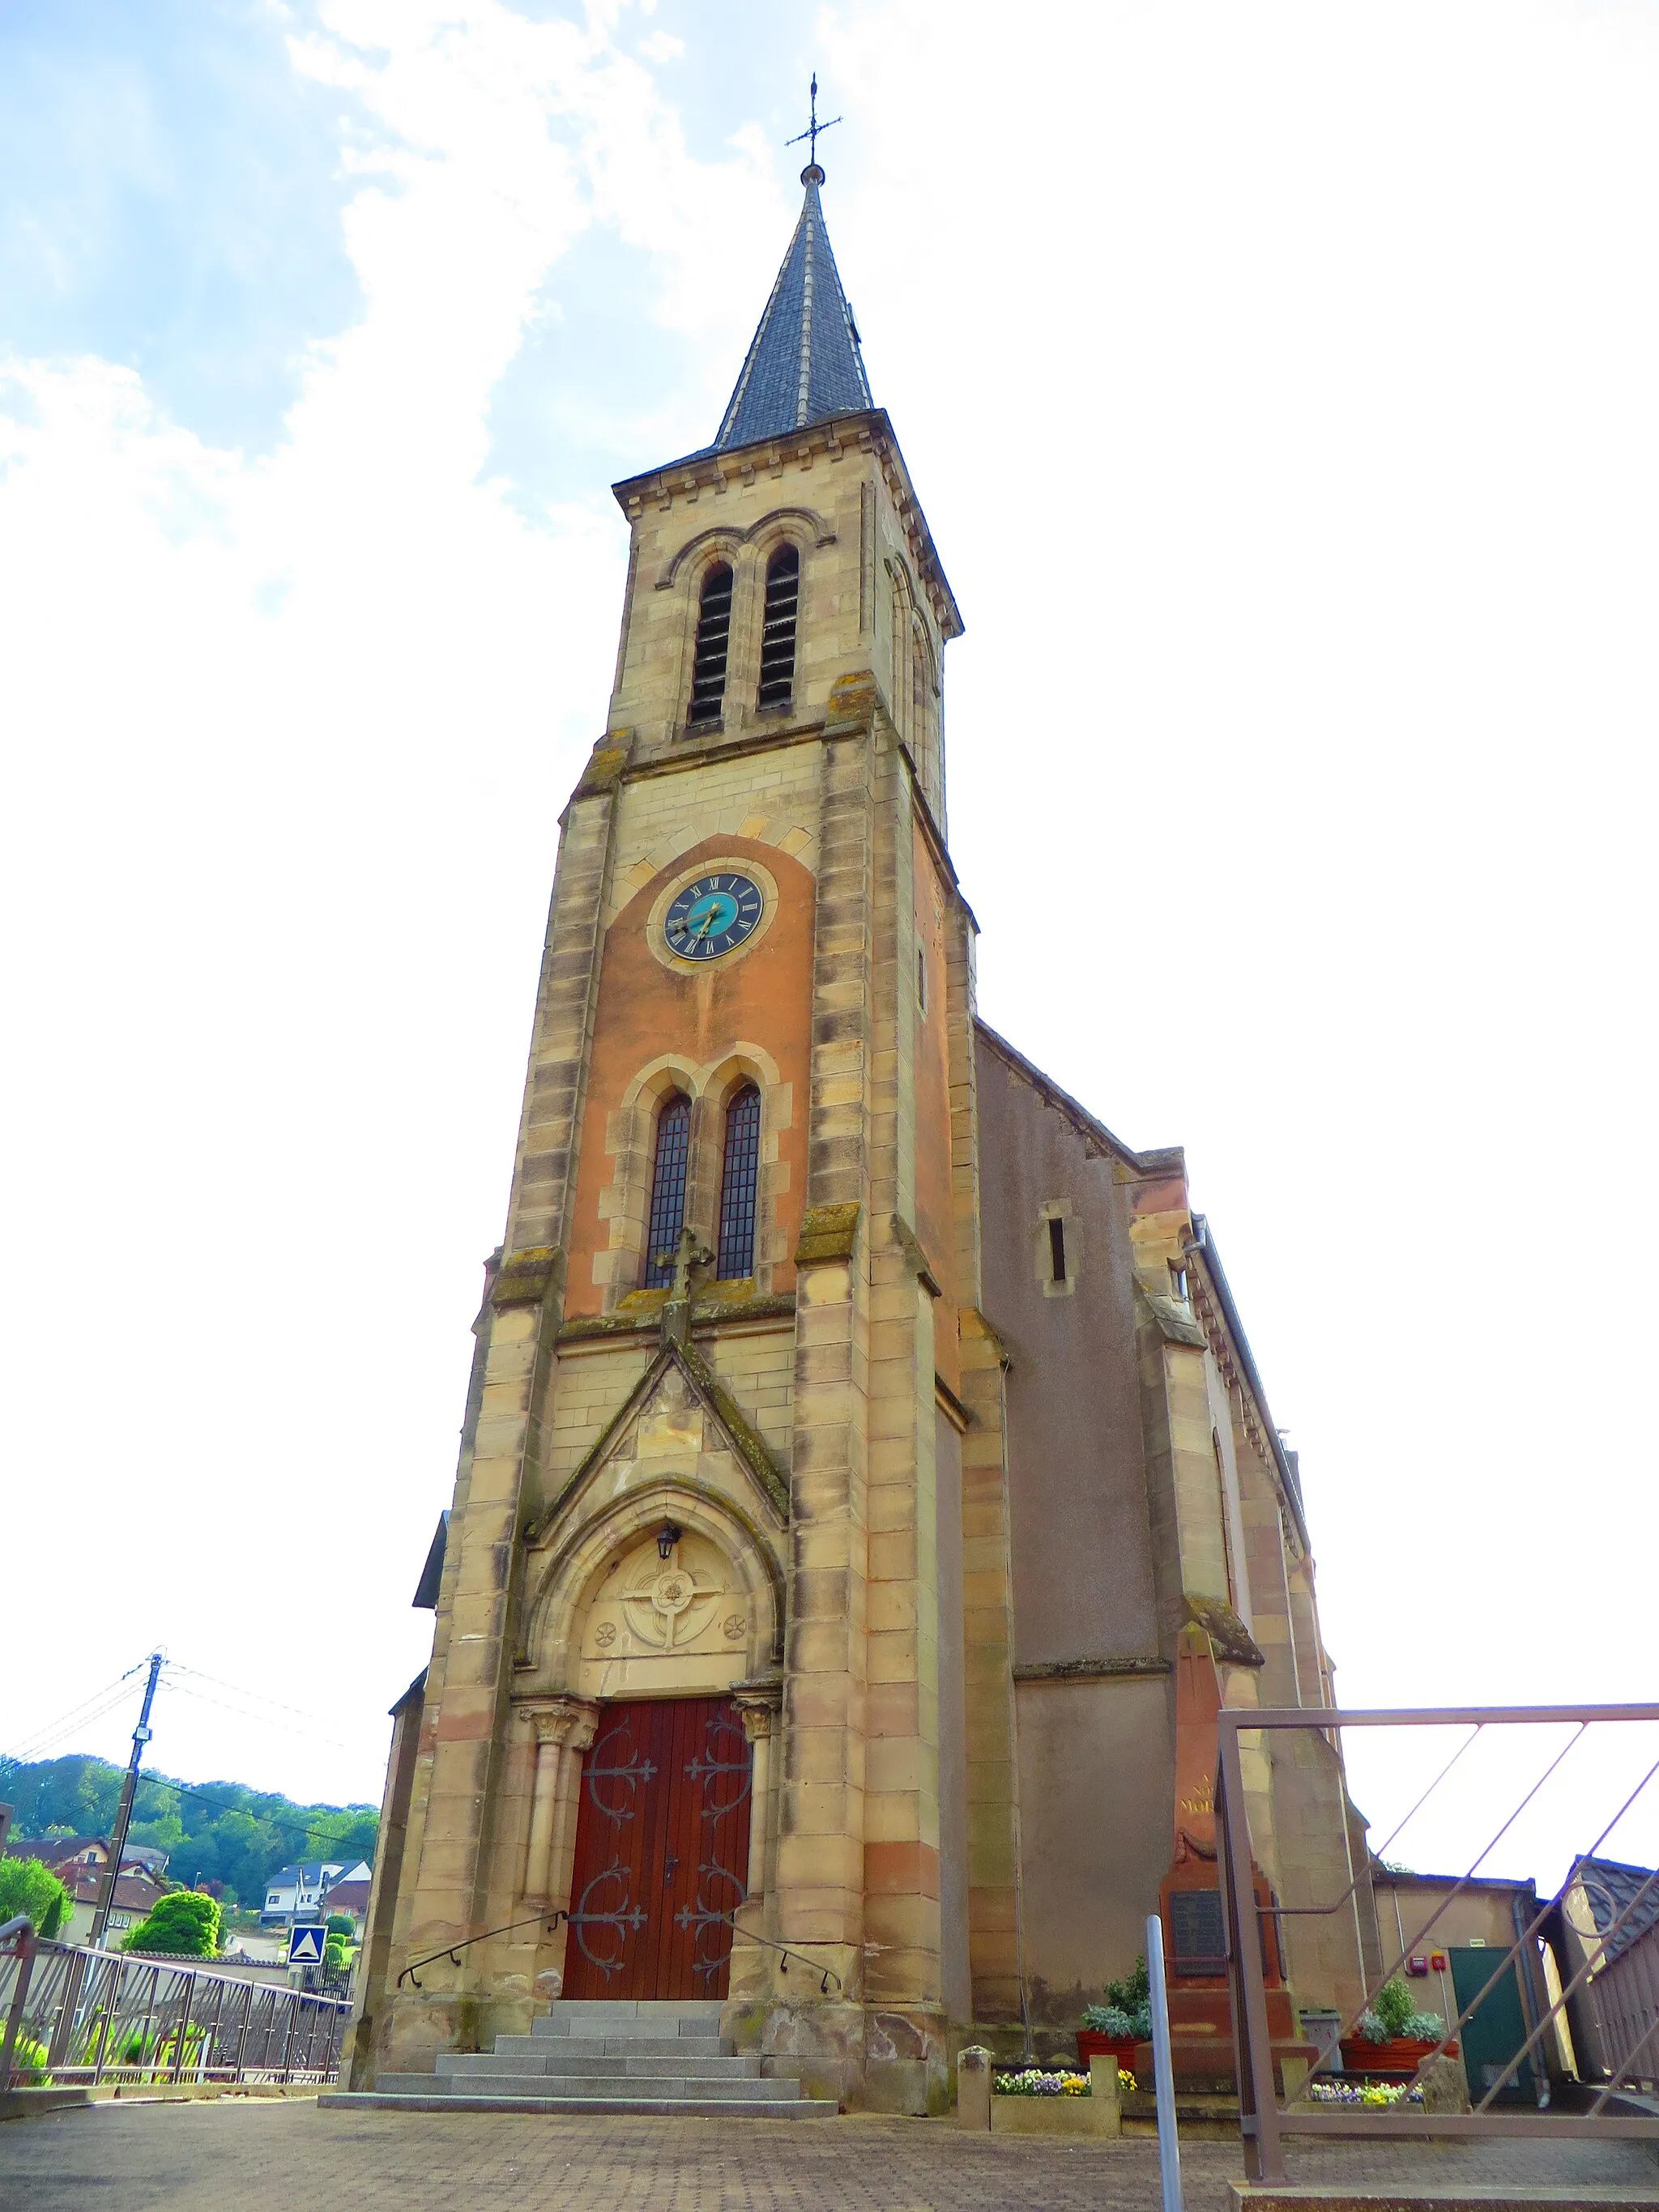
88;1652;164;1950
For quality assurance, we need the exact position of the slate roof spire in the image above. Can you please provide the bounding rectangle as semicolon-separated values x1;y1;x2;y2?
712;161;874;453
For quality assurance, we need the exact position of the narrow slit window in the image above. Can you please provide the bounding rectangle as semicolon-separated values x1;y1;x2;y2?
1048;1217;1067;1284
688;564;733;726
756;543;800;711
916;946;928;1013
715;1083;761;1279
643;1093;691;1285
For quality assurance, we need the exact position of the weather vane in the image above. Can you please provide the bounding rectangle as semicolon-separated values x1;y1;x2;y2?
787;74;841;171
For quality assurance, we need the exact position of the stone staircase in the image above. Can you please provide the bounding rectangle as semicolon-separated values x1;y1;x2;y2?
320;1998;838;2118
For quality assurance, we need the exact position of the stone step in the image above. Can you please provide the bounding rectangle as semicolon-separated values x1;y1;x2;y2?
523;2031;733;2056
537;2000;724;2024
534;2014;723;2039
410;2071;809;2103
319;2089;838;2120
467;2047;764;2078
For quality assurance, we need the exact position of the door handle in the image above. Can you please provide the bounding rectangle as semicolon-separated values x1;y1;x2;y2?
664;1856;680;1886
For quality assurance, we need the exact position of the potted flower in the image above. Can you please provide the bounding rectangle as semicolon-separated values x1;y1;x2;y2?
1079;1955;1152;2071
991;2063;1134;2137
1339;1975;1454;2073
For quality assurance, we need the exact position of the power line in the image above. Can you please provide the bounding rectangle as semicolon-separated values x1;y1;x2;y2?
1;1658;152;1763
158;1674;357;1754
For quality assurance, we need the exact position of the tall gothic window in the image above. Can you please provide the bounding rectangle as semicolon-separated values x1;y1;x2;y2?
756;543;800;711
643;1093;691;1285
715;1084;762;1279
688;563;733;726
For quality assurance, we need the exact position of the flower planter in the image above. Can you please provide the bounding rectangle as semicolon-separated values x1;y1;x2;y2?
991;2095;1120;2137
1077;2030;1139;2073
1340;2036;1456;2073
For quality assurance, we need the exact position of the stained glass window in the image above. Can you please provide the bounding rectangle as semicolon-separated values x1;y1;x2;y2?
644;1093;691;1286
716;1084;761;1280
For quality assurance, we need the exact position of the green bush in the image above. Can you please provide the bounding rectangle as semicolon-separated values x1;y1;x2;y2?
124;1890;220;1957
1104;1956;1151;2013
0;1856;73;1941
6;2033;52;2086
1082;1954;1153;2038
325;1913;354;1938
1372;1975;1415;2039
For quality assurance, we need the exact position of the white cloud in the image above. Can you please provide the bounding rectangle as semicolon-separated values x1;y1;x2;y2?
0;0;785;1807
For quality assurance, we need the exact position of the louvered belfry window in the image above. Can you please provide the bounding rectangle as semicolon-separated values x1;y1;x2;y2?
688;563;734;726
716;1084;762;1280
756;543;800;712
644;1093;692;1286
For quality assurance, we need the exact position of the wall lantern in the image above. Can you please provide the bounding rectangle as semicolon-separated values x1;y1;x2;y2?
657;1521;683;1561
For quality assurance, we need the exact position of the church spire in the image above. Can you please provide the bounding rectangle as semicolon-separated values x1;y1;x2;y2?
711;156;873;453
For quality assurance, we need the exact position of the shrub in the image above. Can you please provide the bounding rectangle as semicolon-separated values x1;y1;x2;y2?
124;1890;220;1957
325;1913;354;1938
1401;2010;1446;2041
1372;1975;1415;2038
0;1857;73;1941
6;2033;52;2086
1082;1954;1153;2039
1104;1956;1150;2012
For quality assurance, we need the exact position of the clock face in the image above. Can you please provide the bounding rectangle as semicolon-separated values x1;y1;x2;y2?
663;872;765;961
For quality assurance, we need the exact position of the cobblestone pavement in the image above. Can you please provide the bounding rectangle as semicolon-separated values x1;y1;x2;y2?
1;2100;1657;2211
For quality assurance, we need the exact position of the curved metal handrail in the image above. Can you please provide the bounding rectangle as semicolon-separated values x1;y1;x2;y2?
395;1905;842;1996
399;1909;568;1991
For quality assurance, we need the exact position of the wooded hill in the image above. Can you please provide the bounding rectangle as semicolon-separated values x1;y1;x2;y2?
0;1754;378;1907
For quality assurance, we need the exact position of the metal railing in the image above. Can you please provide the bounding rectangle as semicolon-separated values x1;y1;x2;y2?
1215;1703;1659;2183
1;1928;349;2091
396;1903;842;1995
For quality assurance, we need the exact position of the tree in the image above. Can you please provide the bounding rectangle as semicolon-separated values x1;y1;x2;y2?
124;1890;220;1957
325;1912;355;1938
0;1857;73;1941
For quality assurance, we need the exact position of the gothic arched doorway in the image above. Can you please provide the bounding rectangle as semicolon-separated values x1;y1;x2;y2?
562;1697;753;2001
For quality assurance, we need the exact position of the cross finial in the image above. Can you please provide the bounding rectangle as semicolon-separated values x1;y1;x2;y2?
787;73;841;180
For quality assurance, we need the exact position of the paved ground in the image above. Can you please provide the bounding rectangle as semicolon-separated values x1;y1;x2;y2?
1;2099;1657;2211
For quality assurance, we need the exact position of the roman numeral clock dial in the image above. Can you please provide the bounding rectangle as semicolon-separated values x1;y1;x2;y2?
663;872;765;961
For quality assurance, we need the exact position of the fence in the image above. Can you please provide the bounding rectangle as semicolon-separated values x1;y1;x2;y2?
1215;1703;1659;2183
1;1931;349;2091
1580;1912;1659;2095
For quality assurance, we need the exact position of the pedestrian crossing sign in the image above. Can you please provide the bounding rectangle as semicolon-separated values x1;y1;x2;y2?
287;1924;326;1967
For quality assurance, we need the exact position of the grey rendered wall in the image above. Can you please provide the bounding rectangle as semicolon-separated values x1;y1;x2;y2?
974;1035;1173;2020
973;1041;1158;1663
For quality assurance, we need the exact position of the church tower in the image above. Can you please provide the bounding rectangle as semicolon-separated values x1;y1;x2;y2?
352;157;1004;2112
346;142;1369;2120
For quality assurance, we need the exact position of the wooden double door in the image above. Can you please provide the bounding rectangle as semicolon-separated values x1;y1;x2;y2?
562;1698;753;2001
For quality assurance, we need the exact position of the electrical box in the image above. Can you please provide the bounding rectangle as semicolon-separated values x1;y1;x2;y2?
1430;1950;1448;1971
1407;1954;1430;1976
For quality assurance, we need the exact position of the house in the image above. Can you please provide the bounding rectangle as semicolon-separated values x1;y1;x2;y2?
262;1859;372;1927
58;1863;169;1950
6;1835;168;1882
318;1877;371;1937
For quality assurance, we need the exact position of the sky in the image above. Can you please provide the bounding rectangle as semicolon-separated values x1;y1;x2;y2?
2;0;1657;1895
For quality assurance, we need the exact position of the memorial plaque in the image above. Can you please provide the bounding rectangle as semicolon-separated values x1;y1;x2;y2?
1169;1888;1228;1976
